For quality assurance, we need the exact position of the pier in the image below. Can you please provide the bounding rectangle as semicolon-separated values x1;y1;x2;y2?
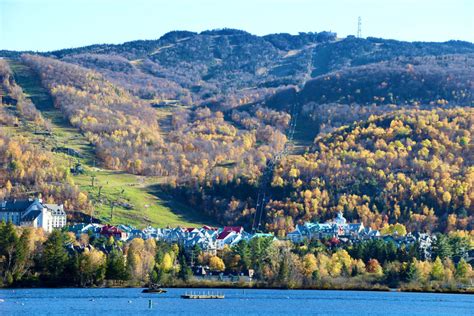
181;291;225;299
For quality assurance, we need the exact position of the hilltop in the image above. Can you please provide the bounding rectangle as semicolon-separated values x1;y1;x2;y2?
2;29;473;108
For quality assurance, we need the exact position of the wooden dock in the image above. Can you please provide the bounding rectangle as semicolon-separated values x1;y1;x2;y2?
181;291;225;299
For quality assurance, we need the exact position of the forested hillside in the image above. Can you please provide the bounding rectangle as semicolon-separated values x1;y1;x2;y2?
268;108;473;233
0;60;91;211
21;55;287;183
175;108;473;233
4;29;472;109
1;29;473;233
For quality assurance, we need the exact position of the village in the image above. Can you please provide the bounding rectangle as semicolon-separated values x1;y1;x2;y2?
1;197;442;259
1;196;473;294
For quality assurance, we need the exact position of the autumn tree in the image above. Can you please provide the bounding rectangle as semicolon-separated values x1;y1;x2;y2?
209;256;225;272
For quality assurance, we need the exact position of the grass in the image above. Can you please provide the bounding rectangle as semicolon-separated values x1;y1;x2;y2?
6;59;212;228
74;168;215;228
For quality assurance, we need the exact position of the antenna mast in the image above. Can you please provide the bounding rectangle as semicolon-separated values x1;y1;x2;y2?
357;16;362;38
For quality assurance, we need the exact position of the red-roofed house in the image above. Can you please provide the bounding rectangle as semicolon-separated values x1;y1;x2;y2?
222;226;244;234
202;225;218;231
217;230;233;240
100;225;127;240
216;227;244;250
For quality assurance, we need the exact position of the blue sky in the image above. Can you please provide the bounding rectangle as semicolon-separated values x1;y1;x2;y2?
1;0;473;51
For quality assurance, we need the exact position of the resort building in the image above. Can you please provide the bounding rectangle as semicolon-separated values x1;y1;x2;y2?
0;198;67;232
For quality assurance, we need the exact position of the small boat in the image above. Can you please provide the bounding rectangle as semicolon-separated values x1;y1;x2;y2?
142;284;167;294
142;288;167;293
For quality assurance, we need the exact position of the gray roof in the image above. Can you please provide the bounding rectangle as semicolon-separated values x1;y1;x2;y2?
21;210;41;222
45;204;65;215
0;199;36;212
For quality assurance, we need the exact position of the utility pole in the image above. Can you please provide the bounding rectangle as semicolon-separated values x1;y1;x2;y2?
91;175;96;187
98;185;103;199
110;201;115;221
357;16;362;38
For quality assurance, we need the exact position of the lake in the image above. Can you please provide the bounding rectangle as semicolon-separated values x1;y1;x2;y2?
1;288;473;315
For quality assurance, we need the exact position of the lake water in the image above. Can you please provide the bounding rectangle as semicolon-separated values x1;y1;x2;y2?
0;288;473;315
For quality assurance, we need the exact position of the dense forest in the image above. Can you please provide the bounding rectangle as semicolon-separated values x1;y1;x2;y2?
266;108;473;233
178;108;473;233
0;29;473;233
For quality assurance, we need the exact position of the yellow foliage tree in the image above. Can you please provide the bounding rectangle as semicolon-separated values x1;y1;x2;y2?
302;253;317;277
209;256;225;272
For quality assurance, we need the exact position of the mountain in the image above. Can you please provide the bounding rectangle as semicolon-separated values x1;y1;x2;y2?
267;53;474;109
3;29;473;108
0;29;472;232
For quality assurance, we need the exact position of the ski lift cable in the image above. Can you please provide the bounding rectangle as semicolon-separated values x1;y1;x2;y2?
252;99;301;232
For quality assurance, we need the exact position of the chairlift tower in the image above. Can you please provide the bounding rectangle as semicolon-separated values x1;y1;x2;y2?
357;16;362;38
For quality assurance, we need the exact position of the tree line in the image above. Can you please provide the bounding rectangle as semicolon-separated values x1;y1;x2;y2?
0;222;472;291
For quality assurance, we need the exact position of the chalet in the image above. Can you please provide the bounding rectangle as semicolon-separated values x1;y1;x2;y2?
344;223;365;236
216;229;242;250
162;227;185;243
171;226;218;253
359;227;381;240
0;198;66;232
222;226;244;234
287;212;376;242
68;223;103;238
287;227;305;243
142;226;161;239
99;225;127;240
193;265;210;277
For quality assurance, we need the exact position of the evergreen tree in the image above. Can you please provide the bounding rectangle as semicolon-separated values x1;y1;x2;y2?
42;230;69;284
455;258;470;280
432;234;453;259
448;235;469;258
106;249;129;280
234;240;251;270
430;257;444;281
178;252;192;281
0;221;19;285
11;228;31;282
407;260;421;282
277;256;289;286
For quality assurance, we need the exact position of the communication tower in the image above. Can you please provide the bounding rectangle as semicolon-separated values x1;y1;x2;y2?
357;16;362;38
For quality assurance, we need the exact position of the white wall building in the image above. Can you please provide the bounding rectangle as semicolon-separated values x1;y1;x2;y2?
45;204;67;229
0;198;67;232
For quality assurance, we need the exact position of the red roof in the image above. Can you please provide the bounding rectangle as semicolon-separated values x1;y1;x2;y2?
217;231;233;240
185;227;196;232
100;225;123;234
202;225;218;231
223;226;243;233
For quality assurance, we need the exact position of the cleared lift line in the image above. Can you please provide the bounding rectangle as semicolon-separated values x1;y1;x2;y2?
251;97;300;232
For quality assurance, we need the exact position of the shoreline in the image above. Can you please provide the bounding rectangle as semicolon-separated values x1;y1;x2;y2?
2;284;473;295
